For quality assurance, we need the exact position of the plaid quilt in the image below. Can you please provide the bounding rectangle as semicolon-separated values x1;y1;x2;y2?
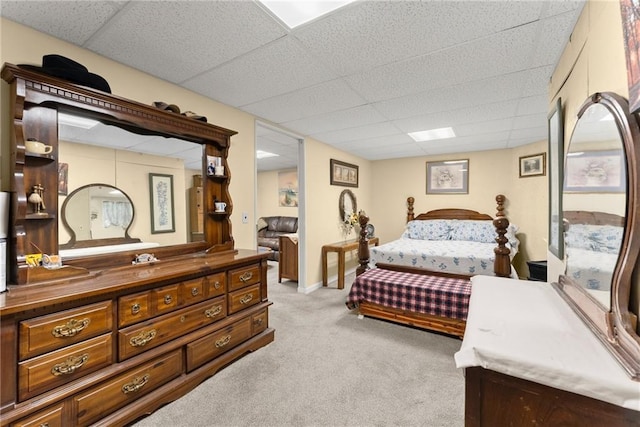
346;268;472;320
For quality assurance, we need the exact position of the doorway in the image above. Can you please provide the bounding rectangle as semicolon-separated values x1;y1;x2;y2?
255;121;305;290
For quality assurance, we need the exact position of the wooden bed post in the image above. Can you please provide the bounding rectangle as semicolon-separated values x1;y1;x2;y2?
356;212;370;276
493;194;511;277
407;197;415;222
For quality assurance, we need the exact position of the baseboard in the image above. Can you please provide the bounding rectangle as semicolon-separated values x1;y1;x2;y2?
300;266;357;294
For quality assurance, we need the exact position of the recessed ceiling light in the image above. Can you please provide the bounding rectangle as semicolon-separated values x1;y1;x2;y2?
259;0;355;28
256;150;279;159
408;127;456;142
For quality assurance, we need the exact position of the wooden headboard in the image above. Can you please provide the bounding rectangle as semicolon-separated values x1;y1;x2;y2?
563;210;624;226
406;195;505;222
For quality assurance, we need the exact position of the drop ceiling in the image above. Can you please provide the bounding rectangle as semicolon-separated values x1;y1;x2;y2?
0;0;585;172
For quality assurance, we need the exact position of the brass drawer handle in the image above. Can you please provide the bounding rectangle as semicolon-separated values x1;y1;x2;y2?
129;329;157;347
122;374;150;394
163;294;173;305
215;335;231;348
40;423;50;427
131;303;141;314
254;318;264;326
239;271;253;283
52;318;90;338
191;287;199;296
213;281;221;290
205;305;222;318
51;353;89;376
239;293;253;305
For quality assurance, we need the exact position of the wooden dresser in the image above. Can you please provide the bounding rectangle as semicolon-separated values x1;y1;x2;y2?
0;249;273;426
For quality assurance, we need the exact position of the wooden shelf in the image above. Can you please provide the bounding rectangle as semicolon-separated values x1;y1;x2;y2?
25;213;55;220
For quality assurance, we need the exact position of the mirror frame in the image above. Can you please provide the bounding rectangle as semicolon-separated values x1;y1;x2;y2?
60;183;140;249
338;189;357;221
2;62;237;283
553;92;640;380
548;97;564;259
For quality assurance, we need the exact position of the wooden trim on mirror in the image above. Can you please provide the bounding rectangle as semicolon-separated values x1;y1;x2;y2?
554;92;640;381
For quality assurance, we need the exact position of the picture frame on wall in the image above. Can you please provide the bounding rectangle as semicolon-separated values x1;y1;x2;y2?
564;150;625;193
548;98;564;259
426;159;469;194
330;159;358;188
58;163;69;195
278;170;299;207
149;173;175;234
519;153;546;178
620;0;640;113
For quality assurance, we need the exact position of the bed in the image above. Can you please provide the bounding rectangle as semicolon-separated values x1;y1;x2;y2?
346;194;516;337
563;210;624;305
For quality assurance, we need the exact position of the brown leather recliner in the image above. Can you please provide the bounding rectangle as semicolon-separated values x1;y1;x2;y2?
257;216;298;261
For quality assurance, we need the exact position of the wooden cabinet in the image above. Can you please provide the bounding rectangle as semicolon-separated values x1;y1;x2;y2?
0;251;273;426
189;186;204;241
279;235;298;282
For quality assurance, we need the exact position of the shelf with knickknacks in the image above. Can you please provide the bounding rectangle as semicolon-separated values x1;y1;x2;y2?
27;184;49;218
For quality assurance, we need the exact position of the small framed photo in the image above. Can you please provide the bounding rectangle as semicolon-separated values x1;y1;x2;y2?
519;153;546;178
330;159;358;187
149;173;175;234
426;159;469;194
206;155;221;176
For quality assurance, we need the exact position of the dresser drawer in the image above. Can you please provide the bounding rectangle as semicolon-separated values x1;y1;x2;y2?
205;272;226;297
228;284;261;314
18;334;113;401
119;296;226;360
152;283;180;315
73;349;182;426
19;301;113;360
11;402;64;427
252;309;268;335
118;291;151;327
186;317;252;372
181;277;206;305
228;264;260;291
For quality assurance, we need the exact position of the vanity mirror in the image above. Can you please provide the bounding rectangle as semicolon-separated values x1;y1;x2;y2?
2;62;237;284
554;92;640;380
339;189;357;222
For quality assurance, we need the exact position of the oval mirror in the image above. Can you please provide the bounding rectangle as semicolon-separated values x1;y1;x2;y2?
60;183;140;249
555;92;640;381
339;189;357;222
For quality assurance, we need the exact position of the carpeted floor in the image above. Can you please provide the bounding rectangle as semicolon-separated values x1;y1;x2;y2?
132;262;465;427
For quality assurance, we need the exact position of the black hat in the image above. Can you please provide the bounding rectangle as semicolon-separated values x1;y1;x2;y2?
19;54;111;93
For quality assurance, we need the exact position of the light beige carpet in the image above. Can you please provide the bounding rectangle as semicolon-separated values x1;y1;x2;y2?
132;262;465;427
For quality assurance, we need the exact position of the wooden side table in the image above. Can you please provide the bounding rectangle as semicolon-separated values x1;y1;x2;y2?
322;237;379;289
278;235;298;282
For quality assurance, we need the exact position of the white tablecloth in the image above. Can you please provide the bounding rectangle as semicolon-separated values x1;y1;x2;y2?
454;275;640;411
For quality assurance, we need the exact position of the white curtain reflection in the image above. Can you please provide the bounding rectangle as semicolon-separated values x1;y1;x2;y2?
102;201;133;229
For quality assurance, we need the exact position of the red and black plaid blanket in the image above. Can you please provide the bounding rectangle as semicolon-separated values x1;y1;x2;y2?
346;268;472;320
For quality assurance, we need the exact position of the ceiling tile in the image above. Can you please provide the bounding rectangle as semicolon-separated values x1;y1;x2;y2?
311;121;401;145
85;1;287;83
281;105;387;135
241;79;366;123
182;36;338;107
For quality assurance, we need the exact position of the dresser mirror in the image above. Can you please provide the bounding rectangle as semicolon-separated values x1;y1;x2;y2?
57;113;202;256
554;92;640;380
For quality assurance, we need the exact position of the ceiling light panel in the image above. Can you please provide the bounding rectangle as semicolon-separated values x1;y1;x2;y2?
259;1;356;28
408;127;455;142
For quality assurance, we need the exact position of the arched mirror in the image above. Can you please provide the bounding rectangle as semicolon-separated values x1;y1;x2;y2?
554;92;640;380
60;184;141;251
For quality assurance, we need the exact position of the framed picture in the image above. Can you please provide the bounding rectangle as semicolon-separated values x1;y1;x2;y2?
548;98;564;259
564;150;625;193
330;159;358;187
58;162;69;195
620;0;640;113
206;155;221;176
519;153;546;178
426;159;469;194
149;173;175;234
278;170;298;207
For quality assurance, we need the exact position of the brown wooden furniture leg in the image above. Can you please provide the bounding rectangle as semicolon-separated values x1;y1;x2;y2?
337;248;346;289
322;246;329;287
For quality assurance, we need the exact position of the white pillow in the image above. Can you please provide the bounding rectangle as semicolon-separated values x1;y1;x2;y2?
406;220;453;240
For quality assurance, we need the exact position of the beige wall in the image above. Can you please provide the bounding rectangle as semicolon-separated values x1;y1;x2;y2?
547;0;629;281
